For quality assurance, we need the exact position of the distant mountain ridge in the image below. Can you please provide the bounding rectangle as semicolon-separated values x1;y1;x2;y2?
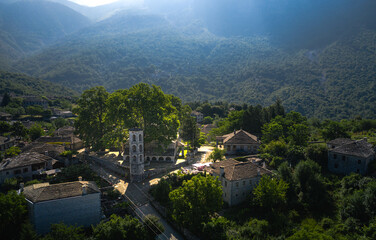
0;0;90;61
0;0;375;119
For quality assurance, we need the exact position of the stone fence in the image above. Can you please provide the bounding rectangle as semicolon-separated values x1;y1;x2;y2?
85;154;129;177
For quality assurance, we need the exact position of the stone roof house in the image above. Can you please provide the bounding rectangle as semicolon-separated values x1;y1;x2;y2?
206;159;272;206
23;181;101;234
0;152;55;183
35;136;83;151
216;129;260;155
191;111;204;123
0;136;15;151
327;138;375;175
22;143;65;159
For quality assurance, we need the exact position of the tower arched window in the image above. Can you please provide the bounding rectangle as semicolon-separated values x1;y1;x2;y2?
132;134;136;142
132;145;137;152
139;134;142;141
139;145;143;152
133;156;137;162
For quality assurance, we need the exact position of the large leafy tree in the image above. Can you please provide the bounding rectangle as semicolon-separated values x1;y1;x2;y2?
73;86;109;151
321;121;350;141
253;175;289;214
180;115;200;149
41;223;86;240
126;83;179;147
92;214;146;240
0;191;28;240
169;175;223;231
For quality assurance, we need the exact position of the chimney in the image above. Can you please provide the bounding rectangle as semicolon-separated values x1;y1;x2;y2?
82;184;87;195
78;176;82;181
220;166;224;177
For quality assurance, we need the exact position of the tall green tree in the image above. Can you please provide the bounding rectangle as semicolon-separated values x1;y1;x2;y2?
29;124;44;141
126;83;179;148
41;223;85;240
1;92;11;107
73;86;109;151
321;121;350;141
253;175;289;214
180;115;200;149
169;175;223;231
208;147;226;162
11;121;28;138
143;214;165;240
92;214;146;240
0;191;28;240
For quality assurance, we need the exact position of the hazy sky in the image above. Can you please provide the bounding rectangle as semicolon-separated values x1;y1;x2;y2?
69;0;142;7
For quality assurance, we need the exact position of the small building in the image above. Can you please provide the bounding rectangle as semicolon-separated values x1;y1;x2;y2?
0;152;54;183
0;112;12;121
22;142;65;159
35;136;83;151
123;139;183;163
55;126;75;137
191;111;204;123
23;181;101;234
0;136;16;151
216;129;260;155
206;159;272;206
327;138;375;175
22;96;48;109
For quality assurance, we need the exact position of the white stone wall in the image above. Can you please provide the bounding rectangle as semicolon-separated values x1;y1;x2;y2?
28;193;101;234
216;172;261;206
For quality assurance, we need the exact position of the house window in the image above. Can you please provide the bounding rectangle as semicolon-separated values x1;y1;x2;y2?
358;160;361;164
342;156;346;161
357;169;360;173
334;163;338;169
133;135;136;142
236;194;238;197
224;193;226;197
233;145;237;150
243;192;245;196
333;154;337;159
227;146;231;151
14;169;21;175
249;180;252;185
23;168;28;173
243;181;245;186
236;182;239;187
6;171;9;175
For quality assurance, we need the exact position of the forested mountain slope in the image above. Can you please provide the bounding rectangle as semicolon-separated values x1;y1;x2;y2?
0;0;90;63
0;71;78;97
1;0;375;119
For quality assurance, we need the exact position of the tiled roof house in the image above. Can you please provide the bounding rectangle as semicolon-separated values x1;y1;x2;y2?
327;138;375;175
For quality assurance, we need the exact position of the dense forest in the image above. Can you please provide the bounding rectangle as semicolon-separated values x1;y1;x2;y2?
0;71;78;97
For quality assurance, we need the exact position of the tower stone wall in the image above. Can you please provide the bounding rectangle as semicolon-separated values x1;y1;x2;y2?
129;128;144;182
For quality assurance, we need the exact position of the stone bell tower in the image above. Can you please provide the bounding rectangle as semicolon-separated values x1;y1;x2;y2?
129;128;144;182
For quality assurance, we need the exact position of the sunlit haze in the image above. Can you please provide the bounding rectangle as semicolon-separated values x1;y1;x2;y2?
68;0;124;7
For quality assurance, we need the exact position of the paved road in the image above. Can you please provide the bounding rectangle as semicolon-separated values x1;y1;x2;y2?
90;163;184;240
